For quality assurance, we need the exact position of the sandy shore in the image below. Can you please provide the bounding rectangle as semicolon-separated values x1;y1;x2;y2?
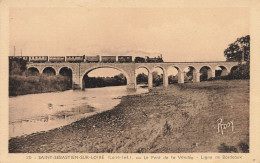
9;80;249;153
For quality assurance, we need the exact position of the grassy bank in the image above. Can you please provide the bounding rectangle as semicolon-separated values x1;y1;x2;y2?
9;75;72;96
9;80;249;153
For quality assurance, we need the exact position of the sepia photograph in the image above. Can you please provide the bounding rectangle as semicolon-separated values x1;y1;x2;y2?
1;1;260;162
6;6;250;154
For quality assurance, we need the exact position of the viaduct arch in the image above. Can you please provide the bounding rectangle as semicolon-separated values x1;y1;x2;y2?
80;66;130;89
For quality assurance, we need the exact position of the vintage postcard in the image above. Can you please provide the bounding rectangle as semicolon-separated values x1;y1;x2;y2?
0;0;260;162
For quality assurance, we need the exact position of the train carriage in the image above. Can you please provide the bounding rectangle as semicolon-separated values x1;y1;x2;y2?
49;56;65;62
29;56;48;63
9;56;29;62
22;56;29;62
66;56;84;62
85;55;100;63
134;57;145;63
101;56;116;63
118;56;132;63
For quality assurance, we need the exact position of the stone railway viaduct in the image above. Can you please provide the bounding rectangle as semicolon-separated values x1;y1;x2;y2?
27;61;239;90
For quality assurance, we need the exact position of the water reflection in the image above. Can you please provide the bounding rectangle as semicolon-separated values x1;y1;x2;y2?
9;85;148;138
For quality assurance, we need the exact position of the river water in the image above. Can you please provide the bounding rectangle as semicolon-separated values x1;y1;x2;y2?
9;85;148;138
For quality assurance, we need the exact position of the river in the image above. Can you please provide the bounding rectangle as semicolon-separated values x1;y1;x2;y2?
9;85;148;138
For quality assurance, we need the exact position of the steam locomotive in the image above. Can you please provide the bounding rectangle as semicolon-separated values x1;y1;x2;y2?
9;54;163;63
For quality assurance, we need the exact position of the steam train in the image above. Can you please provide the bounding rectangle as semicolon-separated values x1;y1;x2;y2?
9;54;163;63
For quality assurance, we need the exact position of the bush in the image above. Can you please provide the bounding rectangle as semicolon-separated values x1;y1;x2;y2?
218;142;249;153
208;62;249;81
238;142;249;153
218;143;238;153
230;62;250;79
9;75;72;96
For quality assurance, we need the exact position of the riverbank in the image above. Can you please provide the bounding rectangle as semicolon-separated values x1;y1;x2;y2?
9;80;249;153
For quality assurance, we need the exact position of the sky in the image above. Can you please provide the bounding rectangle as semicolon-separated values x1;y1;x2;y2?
9;7;249;76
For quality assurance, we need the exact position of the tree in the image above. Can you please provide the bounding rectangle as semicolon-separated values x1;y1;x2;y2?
9;57;27;75
136;73;148;84
83;73;127;88
185;67;194;81
168;75;178;84
152;71;163;86
224;35;250;62
200;67;208;81
114;73;127;85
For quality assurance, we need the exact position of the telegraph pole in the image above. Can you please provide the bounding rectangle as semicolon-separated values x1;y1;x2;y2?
21;48;22;56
